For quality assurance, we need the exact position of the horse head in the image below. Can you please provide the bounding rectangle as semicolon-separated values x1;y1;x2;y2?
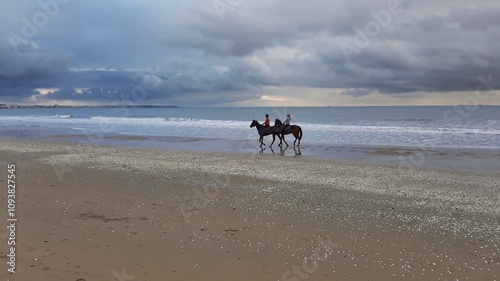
274;118;282;126
250;120;259;128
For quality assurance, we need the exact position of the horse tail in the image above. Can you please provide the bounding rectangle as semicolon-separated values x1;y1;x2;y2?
298;126;302;140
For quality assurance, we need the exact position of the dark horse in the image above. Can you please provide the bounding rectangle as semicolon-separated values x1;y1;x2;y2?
274;119;303;146
250;120;284;147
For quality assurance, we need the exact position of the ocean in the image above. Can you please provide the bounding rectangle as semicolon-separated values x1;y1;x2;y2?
1;106;499;149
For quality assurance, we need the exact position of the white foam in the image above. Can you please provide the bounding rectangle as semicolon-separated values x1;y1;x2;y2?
1;115;499;148
296;122;500;136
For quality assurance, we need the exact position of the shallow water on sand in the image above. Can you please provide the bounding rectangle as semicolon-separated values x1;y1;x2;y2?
1;106;499;171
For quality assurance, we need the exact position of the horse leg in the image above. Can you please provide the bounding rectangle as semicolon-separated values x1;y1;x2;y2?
270;134;275;147
259;136;264;147
297;127;302;146
282;134;289;147
276;133;283;147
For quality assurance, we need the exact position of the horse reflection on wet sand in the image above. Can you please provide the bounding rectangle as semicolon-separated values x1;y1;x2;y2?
268;145;302;156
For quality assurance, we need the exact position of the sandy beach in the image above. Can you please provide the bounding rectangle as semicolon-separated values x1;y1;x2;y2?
0;139;499;281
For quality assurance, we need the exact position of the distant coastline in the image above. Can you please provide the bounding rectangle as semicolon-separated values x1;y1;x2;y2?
1;104;498;109
0;104;180;109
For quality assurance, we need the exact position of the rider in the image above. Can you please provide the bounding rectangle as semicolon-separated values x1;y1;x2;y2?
283;114;291;126
263;114;270;127
281;114;291;133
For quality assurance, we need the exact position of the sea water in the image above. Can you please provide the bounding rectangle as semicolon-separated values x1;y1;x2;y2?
1;106;499;149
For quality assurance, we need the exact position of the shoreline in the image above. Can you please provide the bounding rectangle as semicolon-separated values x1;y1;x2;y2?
1;126;499;172
0;139;499;280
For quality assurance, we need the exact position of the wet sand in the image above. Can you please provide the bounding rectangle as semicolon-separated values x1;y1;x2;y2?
0;139;499;281
48;129;500;173
2;125;500;171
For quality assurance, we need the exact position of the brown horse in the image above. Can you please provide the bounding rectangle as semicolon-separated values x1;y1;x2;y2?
250;120;284;147
274;119;302;146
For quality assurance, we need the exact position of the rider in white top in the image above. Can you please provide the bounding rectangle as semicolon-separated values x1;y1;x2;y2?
283;114;291;126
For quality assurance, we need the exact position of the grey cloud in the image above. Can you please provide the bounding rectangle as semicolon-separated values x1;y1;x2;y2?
1;0;500;105
0;37;71;94
341;88;373;97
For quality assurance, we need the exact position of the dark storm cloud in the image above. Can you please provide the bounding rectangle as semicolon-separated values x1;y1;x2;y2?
1;0;499;104
0;37;70;93
162;0;500;98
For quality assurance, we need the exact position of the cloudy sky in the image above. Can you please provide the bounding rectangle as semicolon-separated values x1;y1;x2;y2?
1;0;499;106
